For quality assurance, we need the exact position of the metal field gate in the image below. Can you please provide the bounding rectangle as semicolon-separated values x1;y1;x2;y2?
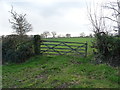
40;40;88;57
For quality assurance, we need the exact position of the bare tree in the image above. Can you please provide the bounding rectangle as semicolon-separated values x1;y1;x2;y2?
89;33;93;38
9;6;32;36
51;31;56;38
103;0;120;36
87;5;108;34
87;3;109;54
87;1;120;66
43;31;50;38
40;34;45;38
80;32;85;37
66;34;71;38
57;34;62;38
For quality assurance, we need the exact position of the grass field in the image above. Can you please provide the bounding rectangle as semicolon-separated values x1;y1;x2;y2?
2;55;119;88
2;37;119;88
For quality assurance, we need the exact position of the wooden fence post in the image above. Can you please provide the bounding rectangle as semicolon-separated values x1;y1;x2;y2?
85;42;88;57
34;35;41;55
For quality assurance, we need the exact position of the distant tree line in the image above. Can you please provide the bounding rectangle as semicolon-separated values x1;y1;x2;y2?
40;31;94;38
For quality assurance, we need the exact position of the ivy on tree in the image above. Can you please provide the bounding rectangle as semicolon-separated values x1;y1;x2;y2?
9;6;32;36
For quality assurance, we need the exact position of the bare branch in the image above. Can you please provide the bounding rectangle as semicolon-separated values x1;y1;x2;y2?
102;16;120;23
9;6;32;35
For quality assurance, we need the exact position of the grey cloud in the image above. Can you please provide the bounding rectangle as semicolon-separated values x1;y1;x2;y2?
0;0;92;36
40;1;86;17
8;1;86;17
55;1;85;8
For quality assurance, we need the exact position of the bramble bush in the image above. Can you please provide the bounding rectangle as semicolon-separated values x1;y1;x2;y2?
2;35;34;64
92;32;120;67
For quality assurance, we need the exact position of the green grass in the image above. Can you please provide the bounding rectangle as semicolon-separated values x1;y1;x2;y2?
2;37;119;88
44;37;92;42
42;37;94;55
2;55;119;88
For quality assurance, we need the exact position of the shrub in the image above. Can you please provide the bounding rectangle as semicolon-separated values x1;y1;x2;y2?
92;32;120;67
16;42;34;63
2;35;34;64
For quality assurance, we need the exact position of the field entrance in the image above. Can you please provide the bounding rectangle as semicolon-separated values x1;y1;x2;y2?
41;40;88;57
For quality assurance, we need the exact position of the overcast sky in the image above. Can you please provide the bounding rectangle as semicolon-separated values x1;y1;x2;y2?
0;0;115;36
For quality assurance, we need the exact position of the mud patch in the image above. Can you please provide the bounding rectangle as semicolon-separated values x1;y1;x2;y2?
35;74;46;79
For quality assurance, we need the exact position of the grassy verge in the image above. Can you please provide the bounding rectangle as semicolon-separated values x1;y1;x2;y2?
2;55;119;88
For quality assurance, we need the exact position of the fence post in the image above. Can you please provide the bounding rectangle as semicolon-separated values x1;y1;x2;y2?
34;35;41;55
85;42;88;57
